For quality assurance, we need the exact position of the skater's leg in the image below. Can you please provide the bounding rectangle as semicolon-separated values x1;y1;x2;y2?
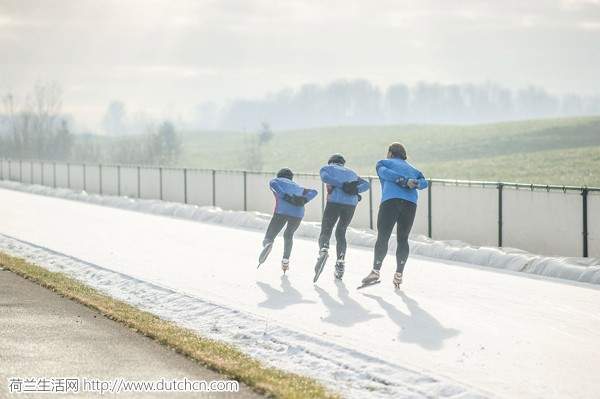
282;216;302;259
318;203;339;251
373;200;400;271
395;200;417;273
334;204;356;260
263;213;286;246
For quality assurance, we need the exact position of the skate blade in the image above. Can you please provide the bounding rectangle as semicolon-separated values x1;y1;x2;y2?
313;254;329;283
357;280;381;290
258;243;273;265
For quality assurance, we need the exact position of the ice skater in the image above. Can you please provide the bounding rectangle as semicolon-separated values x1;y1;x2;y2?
314;154;370;282
258;168;318;272
360;143;428;289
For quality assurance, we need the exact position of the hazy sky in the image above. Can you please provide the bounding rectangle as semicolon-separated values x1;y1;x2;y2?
1;0;600;127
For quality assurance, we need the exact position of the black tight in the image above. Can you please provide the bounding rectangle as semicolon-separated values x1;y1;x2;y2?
318;202;356;259
263;213;302;259
373;199;417;273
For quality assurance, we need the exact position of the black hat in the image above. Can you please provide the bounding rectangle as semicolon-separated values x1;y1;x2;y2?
277;168;294;180
328;153;346;165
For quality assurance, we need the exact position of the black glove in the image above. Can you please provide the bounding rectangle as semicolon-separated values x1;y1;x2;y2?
291;195;308;206
284;194;307;206
357;194;362;202
342;180;360;195
283;193;294;203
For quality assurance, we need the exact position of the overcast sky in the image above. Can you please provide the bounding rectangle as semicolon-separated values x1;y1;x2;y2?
1;0;600;127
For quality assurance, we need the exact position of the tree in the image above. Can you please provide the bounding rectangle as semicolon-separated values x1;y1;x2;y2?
102;101;127;135
258;122;273;144
156;120;181;164
0;82;72;160
52;119;72;160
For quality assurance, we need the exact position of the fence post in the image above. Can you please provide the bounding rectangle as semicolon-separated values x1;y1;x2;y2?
117;165;121;196
159;167;163;200
582;188;589;258
30;160;33;183
53;162;56;188
67;163;71;188
0;158;3;180
19;159;22;182
212;170;216;207
41;161;44;185
243;171;247;211
368;177;374;230
183;168;188;204
83;163;87;191
98;164;103;194
427;180;432;238
498;183;504;247
7;159;11;180
137;166;141;198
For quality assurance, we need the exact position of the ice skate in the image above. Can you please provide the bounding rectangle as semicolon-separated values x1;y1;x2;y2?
281;258;289;274
257;241;273;268
313;247;329;283
357;269;381;289
393;272;403;288
334;259;345;280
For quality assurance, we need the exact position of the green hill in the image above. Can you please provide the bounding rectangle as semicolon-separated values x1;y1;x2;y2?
178;116;600;186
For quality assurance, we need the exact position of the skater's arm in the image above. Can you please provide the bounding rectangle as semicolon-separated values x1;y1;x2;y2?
406;171;428;189
356;177;370;193
319;166;344;187
415;171;428;190
376;160;407;184
269;179;283;195
302;188;318;202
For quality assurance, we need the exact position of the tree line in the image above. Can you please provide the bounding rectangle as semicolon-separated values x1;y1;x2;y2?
205;80;600;131
0;83;181;165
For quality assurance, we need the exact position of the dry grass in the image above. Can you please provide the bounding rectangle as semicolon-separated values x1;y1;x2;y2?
0;252;340;399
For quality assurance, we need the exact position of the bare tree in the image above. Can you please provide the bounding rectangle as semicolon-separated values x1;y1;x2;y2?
0;82;72;160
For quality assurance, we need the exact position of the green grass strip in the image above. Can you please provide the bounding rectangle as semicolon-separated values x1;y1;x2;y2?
0;252;340;399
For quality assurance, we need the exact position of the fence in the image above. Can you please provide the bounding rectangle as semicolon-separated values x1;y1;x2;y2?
1;158;598;258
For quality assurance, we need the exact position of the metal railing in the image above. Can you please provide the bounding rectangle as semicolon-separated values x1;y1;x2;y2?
1;158;598;258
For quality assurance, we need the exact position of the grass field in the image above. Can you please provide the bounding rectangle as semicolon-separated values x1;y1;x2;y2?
179;116;600;186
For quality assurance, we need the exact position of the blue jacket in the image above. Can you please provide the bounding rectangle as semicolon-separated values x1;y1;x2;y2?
376;158;428;204
270;177;318;218
320;164;370;206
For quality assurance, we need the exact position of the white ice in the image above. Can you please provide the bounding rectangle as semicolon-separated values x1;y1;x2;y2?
1;184;600;399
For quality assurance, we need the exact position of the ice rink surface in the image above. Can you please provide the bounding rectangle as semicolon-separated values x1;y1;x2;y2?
1;187;599;398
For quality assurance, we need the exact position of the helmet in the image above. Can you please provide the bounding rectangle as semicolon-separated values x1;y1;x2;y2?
328;153;346;166
276;168;294;180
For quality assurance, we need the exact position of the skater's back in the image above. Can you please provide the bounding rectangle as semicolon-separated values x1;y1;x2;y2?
376;158;427;204
320;163;369;206
270;176;317;219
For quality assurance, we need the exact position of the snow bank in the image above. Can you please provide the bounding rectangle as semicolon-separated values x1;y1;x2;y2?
2;180;598;285
0;234;489;399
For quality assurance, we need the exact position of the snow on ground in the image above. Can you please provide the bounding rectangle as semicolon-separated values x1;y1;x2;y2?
1;180;599;284
1;183;600;398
